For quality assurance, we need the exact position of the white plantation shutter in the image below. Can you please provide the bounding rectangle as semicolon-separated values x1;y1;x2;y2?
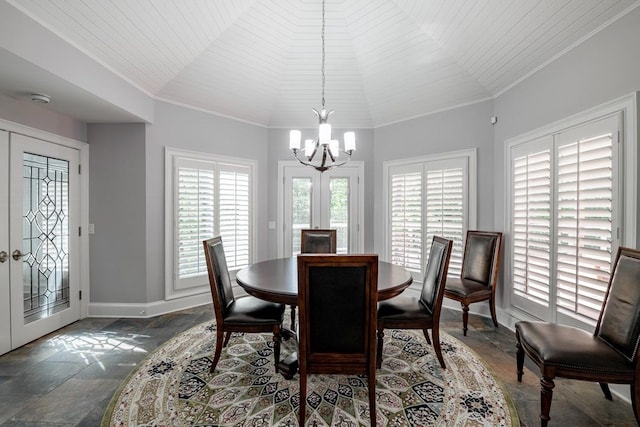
512;148;552;306
176;161;215;279
509;114;620;325
425;166;465;276
390;165;422;272
387;153;473;278
218;165;250;270
555;127;613;321
168;150;254;296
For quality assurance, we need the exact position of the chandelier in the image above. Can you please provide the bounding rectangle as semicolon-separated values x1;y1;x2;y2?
288;0;355;173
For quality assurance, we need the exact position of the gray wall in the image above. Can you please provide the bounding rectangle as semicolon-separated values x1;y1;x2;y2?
0;92;86;141
144;101;269;302
493;6;640;235
3;6;639;310
373;100;496;254
88;124;147;303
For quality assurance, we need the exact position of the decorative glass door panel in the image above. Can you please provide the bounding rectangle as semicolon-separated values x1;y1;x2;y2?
9;133;80;350
22;153;71;323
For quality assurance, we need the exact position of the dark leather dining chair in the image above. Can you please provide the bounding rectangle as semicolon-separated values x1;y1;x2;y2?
516;246;640;426
377;236;453;369
203;236;285;373
300;228;337;254
289;228;338;332
443;230;503;336
297;254;378;426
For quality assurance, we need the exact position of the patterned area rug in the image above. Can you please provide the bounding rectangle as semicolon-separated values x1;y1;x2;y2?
102;321;519;426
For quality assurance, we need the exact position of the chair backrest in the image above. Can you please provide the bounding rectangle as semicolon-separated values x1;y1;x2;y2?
300;229;337;254
460;230;503;287
595;247;640;362
203;236;235;322
297;254;378;373
420;236;453;314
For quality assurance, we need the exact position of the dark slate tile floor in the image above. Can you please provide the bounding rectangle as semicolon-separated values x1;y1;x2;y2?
0;304;636;426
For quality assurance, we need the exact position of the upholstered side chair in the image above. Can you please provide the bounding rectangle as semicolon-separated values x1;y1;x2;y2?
377;236;453;369
203;236;285;373
297;254;378;426
300;228;337;254
516;246;640;426
443;230;503;336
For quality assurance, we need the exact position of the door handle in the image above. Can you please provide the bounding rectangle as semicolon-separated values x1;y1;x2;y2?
0;251;7;263
12;249;23;261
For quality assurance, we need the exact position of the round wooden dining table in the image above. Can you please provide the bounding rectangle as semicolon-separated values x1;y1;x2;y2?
235;256;413;305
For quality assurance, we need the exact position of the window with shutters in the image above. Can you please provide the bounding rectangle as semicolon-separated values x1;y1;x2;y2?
165;148;255;299
384;149;476;280
508;114;621;325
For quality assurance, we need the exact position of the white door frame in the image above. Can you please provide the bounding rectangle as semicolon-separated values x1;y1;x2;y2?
0;130;10;354
0;119;89;354
277;160;364;258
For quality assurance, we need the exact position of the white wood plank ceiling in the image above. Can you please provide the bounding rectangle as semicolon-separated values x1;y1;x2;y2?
8;0;640;128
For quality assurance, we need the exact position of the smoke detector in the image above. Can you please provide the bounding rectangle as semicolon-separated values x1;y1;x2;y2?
31;93;51;104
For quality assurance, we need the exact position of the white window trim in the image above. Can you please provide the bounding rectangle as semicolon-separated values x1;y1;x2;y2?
164;147;257;300
382;148;478;281
503;92;638;330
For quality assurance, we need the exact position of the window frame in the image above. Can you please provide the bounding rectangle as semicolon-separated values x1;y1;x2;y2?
164;147;257;300
383;148;477;282
504;94;637;330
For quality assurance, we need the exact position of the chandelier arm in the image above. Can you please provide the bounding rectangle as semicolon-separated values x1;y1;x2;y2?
291;149;353;172
321;146;328;169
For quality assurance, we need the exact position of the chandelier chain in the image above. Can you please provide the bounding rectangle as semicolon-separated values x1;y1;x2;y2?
321;0;325;109
288;0;355;172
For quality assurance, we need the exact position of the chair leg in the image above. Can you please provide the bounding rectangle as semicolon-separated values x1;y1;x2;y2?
489;295;499;327
368;372;377;426
376;329;384;369
599;382;613;400
223;331;232;346
422;329;432;345
540;376;555;427
431;328;446;369
516;333;524;382
273;325;281;373
631;381;640;424
461;303;470;336
299;369;307;427
210;327;225;373
290;305;297;332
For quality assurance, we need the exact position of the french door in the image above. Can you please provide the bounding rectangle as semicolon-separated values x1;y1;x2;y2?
278;162;363;257
0;131;81;354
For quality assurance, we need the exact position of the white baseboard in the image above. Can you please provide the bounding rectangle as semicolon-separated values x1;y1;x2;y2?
88;292;213;318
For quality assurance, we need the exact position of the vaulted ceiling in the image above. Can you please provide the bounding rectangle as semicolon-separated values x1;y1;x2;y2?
2;0;639;127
